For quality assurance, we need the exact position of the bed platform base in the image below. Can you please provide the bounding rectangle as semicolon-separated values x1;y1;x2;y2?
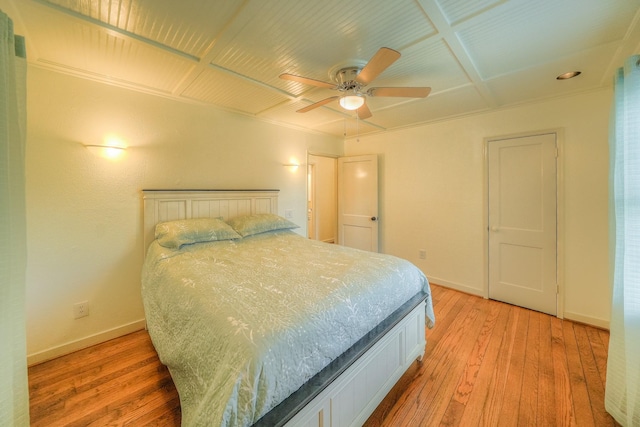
258;292;427;427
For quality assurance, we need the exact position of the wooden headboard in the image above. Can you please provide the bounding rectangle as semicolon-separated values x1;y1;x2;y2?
142;190;279;252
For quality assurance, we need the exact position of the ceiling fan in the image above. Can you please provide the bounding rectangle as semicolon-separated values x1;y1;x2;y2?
279;47;431;119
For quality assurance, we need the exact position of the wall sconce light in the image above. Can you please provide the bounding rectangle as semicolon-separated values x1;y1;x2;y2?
283;157;305;172
85;144;126;159
283;163;300;172
85;136;127;159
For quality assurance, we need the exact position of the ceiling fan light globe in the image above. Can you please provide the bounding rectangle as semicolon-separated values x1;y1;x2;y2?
340;95;365;110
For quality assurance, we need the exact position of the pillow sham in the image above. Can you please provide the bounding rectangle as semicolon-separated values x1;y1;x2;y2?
226;213;299;237
155;217;241;249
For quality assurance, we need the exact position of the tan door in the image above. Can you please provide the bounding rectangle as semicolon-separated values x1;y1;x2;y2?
307;164;315;240
488;133;557;315
338;154;379;252
307;154;337;243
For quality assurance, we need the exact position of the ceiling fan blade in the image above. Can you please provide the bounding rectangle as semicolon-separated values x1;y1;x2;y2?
368;87;431;98
296;96;340;113
355;47;401;85
357;102;372;119
280;73;336;89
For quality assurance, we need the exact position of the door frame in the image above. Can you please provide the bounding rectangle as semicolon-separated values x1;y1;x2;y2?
482;128;565;319
306;151;339;242
307;162;316;240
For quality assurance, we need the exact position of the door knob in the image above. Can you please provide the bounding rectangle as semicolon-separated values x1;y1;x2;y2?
371;216;378;222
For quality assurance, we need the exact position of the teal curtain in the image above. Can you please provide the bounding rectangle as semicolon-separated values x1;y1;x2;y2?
606;54;640;426
0;9;29;427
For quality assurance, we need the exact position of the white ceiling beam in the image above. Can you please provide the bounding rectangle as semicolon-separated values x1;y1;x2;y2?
30;0;200;63
415;0;498;108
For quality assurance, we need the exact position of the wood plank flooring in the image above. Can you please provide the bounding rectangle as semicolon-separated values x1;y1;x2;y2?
364;285;617;427
29;284;617;426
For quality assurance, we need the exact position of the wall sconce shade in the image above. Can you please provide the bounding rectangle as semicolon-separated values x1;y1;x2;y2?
339;95;365;110
84;144;126;159
283;158;308;172
283;163;301;172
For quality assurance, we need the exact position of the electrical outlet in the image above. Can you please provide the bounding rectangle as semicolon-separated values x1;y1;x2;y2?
74;301;89;319
284;209;293;219
419;249;427;260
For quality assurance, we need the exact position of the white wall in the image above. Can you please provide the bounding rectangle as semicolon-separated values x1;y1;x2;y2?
25;66;343;363
345;89;612;328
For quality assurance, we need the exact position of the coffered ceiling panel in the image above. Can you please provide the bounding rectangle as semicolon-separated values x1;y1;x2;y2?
3;0;640;137
436;0;505;25
260;99;349;129
485;41;621;106
181;67;290;115
39;0;243;58
368;86;489;128
372;38;470;91
19;0;195;92
206;0;437;93
456;0;639;79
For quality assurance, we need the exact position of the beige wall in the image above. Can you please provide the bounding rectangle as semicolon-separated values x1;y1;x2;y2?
345;89;612;328
25;64;612;363
25;67;343;363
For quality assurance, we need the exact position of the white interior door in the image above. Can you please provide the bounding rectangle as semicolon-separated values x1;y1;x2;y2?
488;133;557;315
338;154;379;252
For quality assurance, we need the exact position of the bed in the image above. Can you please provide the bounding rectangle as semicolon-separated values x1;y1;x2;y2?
141;190;435;427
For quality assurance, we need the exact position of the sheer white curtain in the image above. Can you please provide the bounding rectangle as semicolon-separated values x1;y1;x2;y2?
606;54;640;427
0;9;29;427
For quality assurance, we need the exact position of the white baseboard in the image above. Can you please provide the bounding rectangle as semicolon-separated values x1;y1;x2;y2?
428;277;486;298
563;311;609;330
429;277;610;330
27;319;147;366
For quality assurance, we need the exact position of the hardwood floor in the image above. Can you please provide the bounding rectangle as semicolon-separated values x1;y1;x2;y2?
28;329;181;426
28;284;617;426
364;285;617;427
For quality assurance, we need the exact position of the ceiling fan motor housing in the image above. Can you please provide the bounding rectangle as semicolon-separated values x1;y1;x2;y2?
334;67;363;93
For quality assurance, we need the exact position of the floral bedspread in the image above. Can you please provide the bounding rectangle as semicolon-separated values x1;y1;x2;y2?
142;230;434;426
